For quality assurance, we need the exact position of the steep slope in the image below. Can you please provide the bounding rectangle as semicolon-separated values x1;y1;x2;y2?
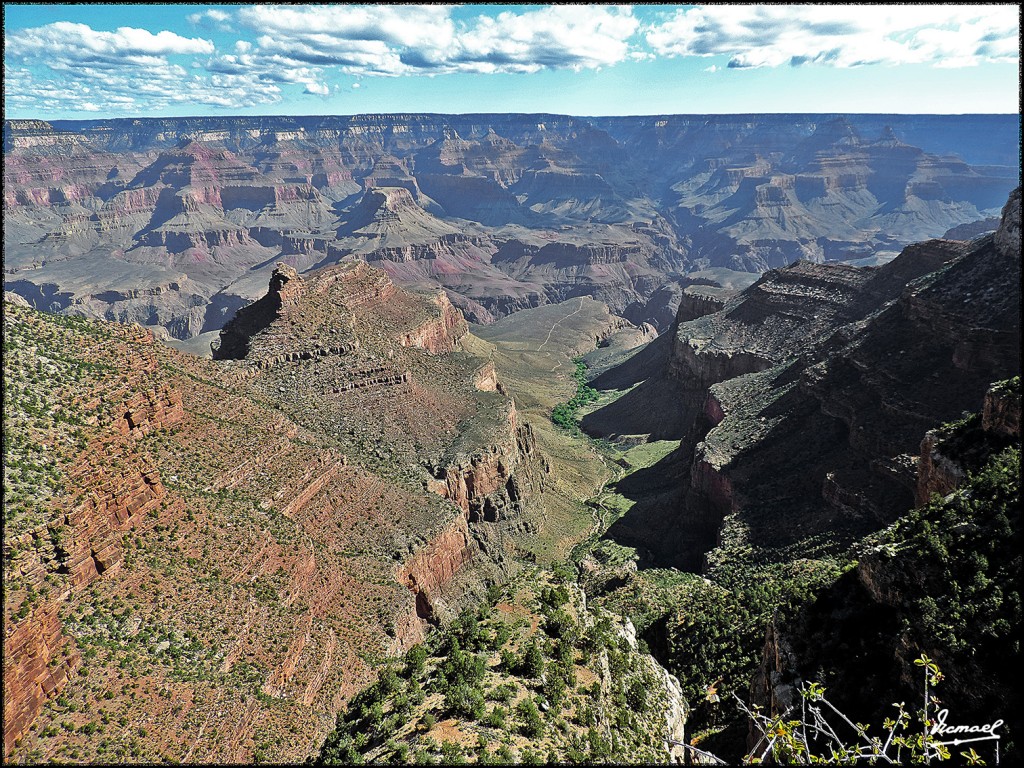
593;188;1019;571
316;570;687;765
565;187;1020;759
2;261;551;763
752;381;1021;761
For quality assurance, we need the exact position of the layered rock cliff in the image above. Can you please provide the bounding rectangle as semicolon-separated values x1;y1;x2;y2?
2;253;551;762
214;259;546;629
4;113;1016;340
3;316;185;755
750;384;1020;758
585;188;1020;574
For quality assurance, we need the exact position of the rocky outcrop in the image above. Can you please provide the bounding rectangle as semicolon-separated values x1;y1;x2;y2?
917;378;1021;505
427;401;541;524
62;451;168;584
397;292;468;354
747;621;799;749
117;384;184;437
3;603;81;756
982;381;1021;437
675;286;727;322
397;515;477;622
392;397;549;628
994;187;1021;259
473;362;504;394
213;263;304;360
915;431;968;505
216;257;467;367
3;291;31;308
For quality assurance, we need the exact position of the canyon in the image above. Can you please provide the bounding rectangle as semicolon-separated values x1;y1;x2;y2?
4;114;1018;344
583;189;1019;572
3;110;1020;764
2;261;566;761
565;186;1020;760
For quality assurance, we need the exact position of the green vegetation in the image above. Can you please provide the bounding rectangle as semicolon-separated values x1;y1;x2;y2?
550;358;600;431
737;659;956;764
3;305;114;538
990;374;1020;395
741;438;1020;763
316;570;675;765
896;446;1019;655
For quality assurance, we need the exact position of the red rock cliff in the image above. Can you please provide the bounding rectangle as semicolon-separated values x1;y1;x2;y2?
3;333;183;756
397;292;468;354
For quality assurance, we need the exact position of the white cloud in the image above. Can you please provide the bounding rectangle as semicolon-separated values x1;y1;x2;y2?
4;21;277;115
231;4;638;76
6;21;214;65
233;4;452;75
190;9;229;23
645;4;1020;69
206;50;330;96
188;9;233;32
239;4;454;49
449;5;638;73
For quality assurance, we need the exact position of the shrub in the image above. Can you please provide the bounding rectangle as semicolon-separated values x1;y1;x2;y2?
404;645;427;678
521;641;545;678
484;705;507;729
516;698;544;738
444;683;486;721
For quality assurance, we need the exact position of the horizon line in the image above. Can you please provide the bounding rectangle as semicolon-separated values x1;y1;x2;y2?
6;111;1022;124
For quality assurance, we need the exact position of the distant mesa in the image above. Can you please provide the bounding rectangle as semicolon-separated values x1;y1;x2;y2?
3;113;1019;343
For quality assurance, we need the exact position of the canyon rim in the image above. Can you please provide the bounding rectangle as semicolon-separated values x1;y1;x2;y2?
3;3;1021;765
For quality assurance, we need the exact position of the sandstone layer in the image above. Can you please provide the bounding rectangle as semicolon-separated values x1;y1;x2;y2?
4;114;1017;341
2;257;551;763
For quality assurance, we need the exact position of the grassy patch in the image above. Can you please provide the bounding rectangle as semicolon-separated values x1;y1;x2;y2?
550;359;600;432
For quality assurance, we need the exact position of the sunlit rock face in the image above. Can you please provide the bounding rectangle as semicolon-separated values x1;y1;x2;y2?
4;114;1018;340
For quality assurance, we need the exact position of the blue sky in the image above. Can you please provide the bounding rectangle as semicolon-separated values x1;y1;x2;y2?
3;3;1020;119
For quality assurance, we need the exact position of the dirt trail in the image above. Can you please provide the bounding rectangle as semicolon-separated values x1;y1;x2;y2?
537;297;586;353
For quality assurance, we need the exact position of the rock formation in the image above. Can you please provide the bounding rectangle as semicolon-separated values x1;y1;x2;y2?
587;188;1020;571
2;252;550;762
750;375;1021;756
4;114;1017;340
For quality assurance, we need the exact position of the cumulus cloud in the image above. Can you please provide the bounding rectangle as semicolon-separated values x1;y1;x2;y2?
235;4;451;75
447;5;638;73
4;21;277;115
206;50;329;95
187;9;232;32
6;21;214;66
645;4;1020;69
232;3;638;76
